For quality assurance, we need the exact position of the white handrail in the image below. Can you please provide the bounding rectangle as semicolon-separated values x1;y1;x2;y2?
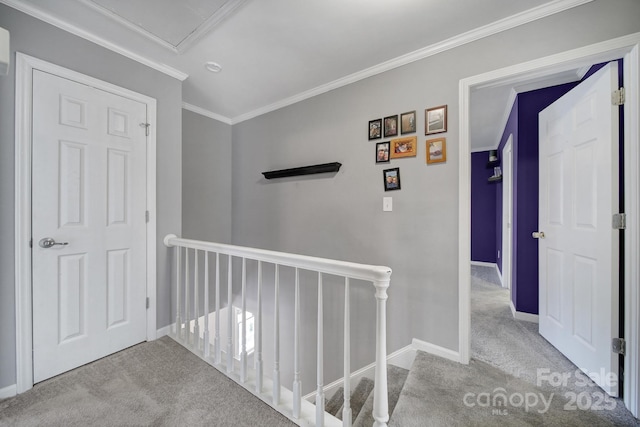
164;234;391;427
164;235;391;283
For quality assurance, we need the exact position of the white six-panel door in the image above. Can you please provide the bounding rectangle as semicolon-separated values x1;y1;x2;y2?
538;62;619;395
32;70;148;383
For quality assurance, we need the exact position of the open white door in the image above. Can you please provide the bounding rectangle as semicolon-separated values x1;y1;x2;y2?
538;62;619;395
32;70;148;383
502;136;513;290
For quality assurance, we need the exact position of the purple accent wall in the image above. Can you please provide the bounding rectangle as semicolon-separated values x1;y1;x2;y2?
471;152;497;263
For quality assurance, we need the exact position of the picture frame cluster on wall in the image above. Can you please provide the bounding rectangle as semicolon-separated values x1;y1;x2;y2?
369;104;448;191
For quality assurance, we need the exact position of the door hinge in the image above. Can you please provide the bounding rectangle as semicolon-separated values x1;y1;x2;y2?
612;88;625;106
139;122;150;136
146;297;150;309
612;213;626;230
612;337;626;355
145;210;150;223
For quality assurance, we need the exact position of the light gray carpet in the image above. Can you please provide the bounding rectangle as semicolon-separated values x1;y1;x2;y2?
326;364;408;424
467;264;638;425
390;350;637;426
352;365;409;427
0;336;295;427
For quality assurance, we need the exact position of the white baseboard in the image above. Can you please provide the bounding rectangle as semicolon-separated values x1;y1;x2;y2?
412;338;461;363
304;344;417;402
156;324;173;338
510;301;539;323
0;384;17;399
304;338;462;402
470;261;496;268
496;266;504;287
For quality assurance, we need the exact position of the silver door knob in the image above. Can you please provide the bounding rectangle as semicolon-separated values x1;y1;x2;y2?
532;231;545;239
39;237;69;248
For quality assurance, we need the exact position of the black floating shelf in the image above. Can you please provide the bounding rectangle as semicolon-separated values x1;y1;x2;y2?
262;162;342;180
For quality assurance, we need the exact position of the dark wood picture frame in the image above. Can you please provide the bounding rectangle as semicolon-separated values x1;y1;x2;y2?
384;115;398;137
400;110;416;134
376;141;390;163
425;105;448;135
369;118;382;140
383;167;401;191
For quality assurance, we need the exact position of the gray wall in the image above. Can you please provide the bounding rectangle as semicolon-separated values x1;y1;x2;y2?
0;5;182;389
227;0;640;390
182;110;232;243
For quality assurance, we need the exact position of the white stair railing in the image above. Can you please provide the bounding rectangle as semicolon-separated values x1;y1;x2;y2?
164;234;392;427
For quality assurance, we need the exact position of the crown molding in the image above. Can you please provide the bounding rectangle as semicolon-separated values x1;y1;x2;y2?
0;0;189;81
75;0;248;54
182;102;233;125
232;0;594;123
175;0;248;53
76;0;179;53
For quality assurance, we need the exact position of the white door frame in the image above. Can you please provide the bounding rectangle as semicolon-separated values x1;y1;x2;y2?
14;53;158;394
501;135;513;291
459;33;640;416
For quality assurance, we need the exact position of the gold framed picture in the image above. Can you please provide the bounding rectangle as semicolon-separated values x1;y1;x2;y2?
426;137;446;164
390;136;417;159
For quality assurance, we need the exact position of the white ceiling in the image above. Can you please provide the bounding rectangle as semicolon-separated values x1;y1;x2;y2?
3;0;591;150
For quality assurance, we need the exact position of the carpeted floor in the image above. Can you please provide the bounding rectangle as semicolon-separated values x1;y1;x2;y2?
2;267;639;426
469;264;639;425
390;350;636;426
0;337;295;427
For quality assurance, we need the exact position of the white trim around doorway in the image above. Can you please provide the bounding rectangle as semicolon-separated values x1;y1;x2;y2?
14;53;157;394
459;32;640;416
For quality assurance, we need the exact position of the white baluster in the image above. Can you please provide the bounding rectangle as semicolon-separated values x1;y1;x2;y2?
227;255;233;374
203;252;210;358
185;248;190;344
293;268;301;419
343;278;352;427
194;249;200;349
372;279;390;427
316;273;325;427
240;258;247;383
215;253;221;365
273;264;280;406
256;261;263;394
175;246;181;337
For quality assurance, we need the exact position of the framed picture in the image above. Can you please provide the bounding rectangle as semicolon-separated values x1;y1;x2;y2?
383;115;398;137
376;141;390;163
426;137;447;164
383;168;401;191
369;118;382;140
390;136;417;159
425;105;447;135
400;111;416;134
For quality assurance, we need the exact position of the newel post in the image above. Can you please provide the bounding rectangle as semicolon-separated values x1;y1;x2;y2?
372;277;390;427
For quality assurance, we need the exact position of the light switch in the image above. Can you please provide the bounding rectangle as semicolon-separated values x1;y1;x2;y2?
383;197;392;212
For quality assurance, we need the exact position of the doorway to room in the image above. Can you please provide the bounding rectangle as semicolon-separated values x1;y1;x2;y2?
459;33;640;417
